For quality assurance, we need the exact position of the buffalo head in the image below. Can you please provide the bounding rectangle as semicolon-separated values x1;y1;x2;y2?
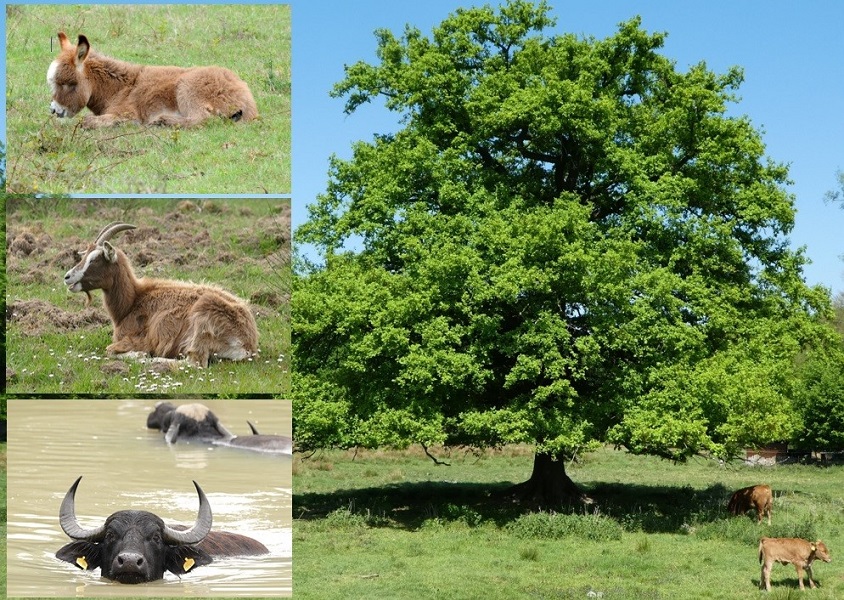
56;476;213;583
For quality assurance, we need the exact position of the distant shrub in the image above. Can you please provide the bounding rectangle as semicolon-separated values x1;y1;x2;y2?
696;518;760;545
519;547;540;561
507;512;623;542
321;506;389;529
440;503;483;527
697;517;818;546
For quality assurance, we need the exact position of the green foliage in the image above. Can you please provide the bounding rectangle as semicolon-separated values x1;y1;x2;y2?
824;169;844;205
793;349;844;450
294;1;833;461
506;511;624;541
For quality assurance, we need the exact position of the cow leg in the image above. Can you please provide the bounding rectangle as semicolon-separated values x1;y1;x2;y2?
806;564;816;588
794;565;805;590
761;561;771;591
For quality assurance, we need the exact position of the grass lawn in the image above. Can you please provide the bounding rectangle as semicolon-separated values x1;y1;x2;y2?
6;197;290;395
5;4;290;194
294;445;844;599
0;443;5;592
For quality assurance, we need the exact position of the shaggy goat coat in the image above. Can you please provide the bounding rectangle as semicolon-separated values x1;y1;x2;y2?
64;223;258;367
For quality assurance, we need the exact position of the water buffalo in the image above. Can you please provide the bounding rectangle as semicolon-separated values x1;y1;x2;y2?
147;402;235;444
56;476;268;584
147;402;292;455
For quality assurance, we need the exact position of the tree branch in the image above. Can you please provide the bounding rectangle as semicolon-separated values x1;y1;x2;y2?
421;443;451;466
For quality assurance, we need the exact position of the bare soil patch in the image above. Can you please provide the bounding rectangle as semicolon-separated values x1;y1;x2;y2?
7;299;111;336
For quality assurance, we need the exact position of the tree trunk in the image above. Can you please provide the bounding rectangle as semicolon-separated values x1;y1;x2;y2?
509;452;593;507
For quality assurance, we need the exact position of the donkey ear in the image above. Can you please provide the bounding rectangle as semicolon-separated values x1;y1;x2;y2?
58;32;72;51
76;35;90;63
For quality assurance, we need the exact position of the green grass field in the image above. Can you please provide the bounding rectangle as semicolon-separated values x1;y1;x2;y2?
0;443;6;593
294;445;844;599
6;198;290;395
5;4;290;194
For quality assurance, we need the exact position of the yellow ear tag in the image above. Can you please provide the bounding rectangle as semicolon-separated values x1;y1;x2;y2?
811;544;817;552
183;557;195;571
76;556;88;570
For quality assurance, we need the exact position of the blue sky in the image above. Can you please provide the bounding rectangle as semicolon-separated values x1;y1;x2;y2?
2;1;843;295
291;1;844;297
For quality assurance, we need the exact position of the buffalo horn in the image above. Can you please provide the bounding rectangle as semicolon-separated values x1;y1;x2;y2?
94;222;137;245
59;476;106;541
162;481;213;545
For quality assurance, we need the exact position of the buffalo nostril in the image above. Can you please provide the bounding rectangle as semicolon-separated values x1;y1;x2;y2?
116;552;144;568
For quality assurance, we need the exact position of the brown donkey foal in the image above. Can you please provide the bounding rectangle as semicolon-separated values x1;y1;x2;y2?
47;32;258;128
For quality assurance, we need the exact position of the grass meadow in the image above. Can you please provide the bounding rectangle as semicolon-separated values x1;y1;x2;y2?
5;4;290;194
294;445;844;599
6;197;290;396
0;443;6;592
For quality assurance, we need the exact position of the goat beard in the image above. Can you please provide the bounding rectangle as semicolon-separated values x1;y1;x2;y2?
84;291;93;307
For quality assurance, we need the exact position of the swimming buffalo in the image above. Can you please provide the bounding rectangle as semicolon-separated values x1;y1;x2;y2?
147;402;235;444
147;402;292;455
56;476;267;584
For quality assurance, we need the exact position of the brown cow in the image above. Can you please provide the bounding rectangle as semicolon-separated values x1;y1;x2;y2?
758;537;831;591
728;484;772;525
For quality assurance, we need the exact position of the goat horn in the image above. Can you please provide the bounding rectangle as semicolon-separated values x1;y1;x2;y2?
162;481;213;545
95;222;137;245
59;476;107;541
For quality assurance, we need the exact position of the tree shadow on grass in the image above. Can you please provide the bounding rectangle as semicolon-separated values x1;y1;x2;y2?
294;479;738;534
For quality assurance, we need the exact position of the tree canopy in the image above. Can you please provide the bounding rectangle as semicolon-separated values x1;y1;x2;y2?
293;1;834;498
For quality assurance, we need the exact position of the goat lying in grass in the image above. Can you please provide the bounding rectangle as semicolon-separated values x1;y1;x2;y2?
64;222;258;367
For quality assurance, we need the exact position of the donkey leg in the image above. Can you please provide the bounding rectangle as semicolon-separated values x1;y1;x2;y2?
81;113;132;129
148;112;206;128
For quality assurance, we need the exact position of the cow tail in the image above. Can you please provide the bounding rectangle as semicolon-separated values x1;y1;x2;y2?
758;540;764;564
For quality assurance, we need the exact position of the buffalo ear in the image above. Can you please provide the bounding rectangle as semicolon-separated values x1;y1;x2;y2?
164;545;212;575
56;541;103;571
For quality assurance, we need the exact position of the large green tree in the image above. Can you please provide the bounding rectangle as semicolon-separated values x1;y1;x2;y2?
294;2;831;503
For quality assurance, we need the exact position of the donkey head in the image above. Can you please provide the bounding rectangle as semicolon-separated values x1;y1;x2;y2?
47;32;93;118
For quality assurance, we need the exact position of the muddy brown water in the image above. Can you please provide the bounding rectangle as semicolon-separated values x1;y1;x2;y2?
7;399;291;597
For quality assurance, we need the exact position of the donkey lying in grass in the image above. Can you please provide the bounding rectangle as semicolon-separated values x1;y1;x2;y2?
47;32;258;129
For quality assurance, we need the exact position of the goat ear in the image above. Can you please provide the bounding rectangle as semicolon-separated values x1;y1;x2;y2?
76;35;90;63
102;241;118;263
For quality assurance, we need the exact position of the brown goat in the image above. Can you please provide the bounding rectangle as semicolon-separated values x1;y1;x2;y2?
64;222;258;367
47;32;258;128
